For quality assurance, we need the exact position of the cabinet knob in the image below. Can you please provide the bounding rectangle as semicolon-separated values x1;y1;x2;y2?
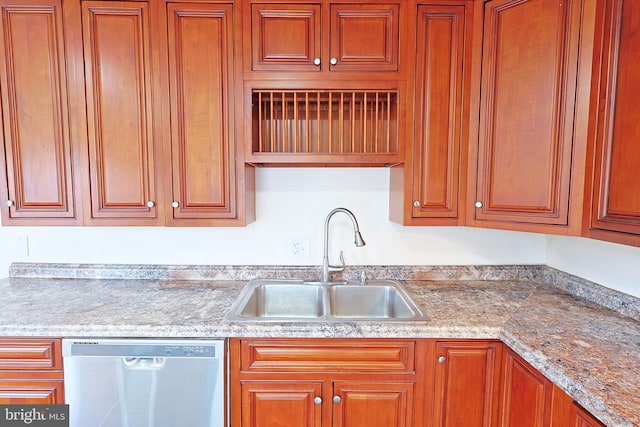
333;396;342;404
438;356;446;364
330;57;338;65
147;201;155;208
6;200;14;207
314;397;322;405
474;201;483;208
313;58;321;66
171;201;179;208
413;200;420;208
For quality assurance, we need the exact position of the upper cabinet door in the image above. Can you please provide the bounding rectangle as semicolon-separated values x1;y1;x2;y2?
250;3;321;72
82;1;161;224
0;0;80;224
329;4;399;72
165;2;237;222
473;0;582;228
411;4;467;221
246;1;400;75
587;0;640;241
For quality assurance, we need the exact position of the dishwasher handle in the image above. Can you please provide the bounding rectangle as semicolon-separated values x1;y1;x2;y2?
122;357;166;369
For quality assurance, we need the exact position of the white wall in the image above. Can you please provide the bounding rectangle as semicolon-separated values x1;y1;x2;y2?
0;168;546;277
546;235;640;298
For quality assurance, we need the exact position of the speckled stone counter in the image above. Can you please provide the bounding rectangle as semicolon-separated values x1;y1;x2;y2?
1;264;638;427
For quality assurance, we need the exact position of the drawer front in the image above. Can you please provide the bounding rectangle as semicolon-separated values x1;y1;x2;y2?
240;339;415;373
0;379;64;404
0;339;61;370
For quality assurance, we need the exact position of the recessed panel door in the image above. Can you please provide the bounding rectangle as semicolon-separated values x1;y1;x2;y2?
0;0;79;223
166;3;236;221
475;0;581;226
82;1;160;223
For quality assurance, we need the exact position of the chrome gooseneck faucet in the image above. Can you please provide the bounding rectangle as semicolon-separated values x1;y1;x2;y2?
321;207;366;283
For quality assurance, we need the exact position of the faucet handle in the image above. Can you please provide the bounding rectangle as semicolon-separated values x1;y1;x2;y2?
328;250;346;273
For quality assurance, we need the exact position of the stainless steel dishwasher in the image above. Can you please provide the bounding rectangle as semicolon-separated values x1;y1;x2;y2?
62;338;225;427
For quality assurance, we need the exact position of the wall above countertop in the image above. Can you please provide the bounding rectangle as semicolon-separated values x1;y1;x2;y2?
1;168;638;298
0;168;546;274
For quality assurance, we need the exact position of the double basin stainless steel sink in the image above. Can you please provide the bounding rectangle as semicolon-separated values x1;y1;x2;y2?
225;279;426;322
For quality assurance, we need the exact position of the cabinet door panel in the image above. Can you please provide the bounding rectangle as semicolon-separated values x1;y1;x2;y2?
333;381;413;427
570;402;606;427
241;382;322;427
590;0;640;235
500;349;552;427
475;0;580;225
412;5;465;219
166;3;236;221
251;4;320;71
329;4;398;71
82;1;159;221
0;380;64;404
433;341;502;427
0;0;78;222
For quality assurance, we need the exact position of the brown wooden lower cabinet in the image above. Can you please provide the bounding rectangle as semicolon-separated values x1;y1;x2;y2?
333;380;414;427
231;338;608;427
432;340;503;427
569;402;607;427
550;383;606;427
0;338;64;404
230;338;426;427
499;348;553;426
0;380;64;404
241;381;323;427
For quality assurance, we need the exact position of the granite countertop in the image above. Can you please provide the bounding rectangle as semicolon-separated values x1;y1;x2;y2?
0;263;638;427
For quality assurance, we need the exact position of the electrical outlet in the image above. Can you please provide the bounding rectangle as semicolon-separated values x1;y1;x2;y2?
288;238;310;260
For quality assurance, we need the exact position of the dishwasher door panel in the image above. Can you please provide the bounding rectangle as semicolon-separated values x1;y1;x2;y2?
62;339;224;427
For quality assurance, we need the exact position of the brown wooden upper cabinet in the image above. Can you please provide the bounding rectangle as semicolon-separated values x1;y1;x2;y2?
81;1;163;225
583;0;640;247
390;1;472;225
164;2;250;225
0;0;253;226
246;1;400;75
242;0;408;165
467;0;592;234
0;0;84;225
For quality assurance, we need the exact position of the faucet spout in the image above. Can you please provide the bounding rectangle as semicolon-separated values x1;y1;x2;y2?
321;208;366;283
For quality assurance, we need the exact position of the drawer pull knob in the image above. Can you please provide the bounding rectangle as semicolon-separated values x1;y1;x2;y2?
314;397;322;405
